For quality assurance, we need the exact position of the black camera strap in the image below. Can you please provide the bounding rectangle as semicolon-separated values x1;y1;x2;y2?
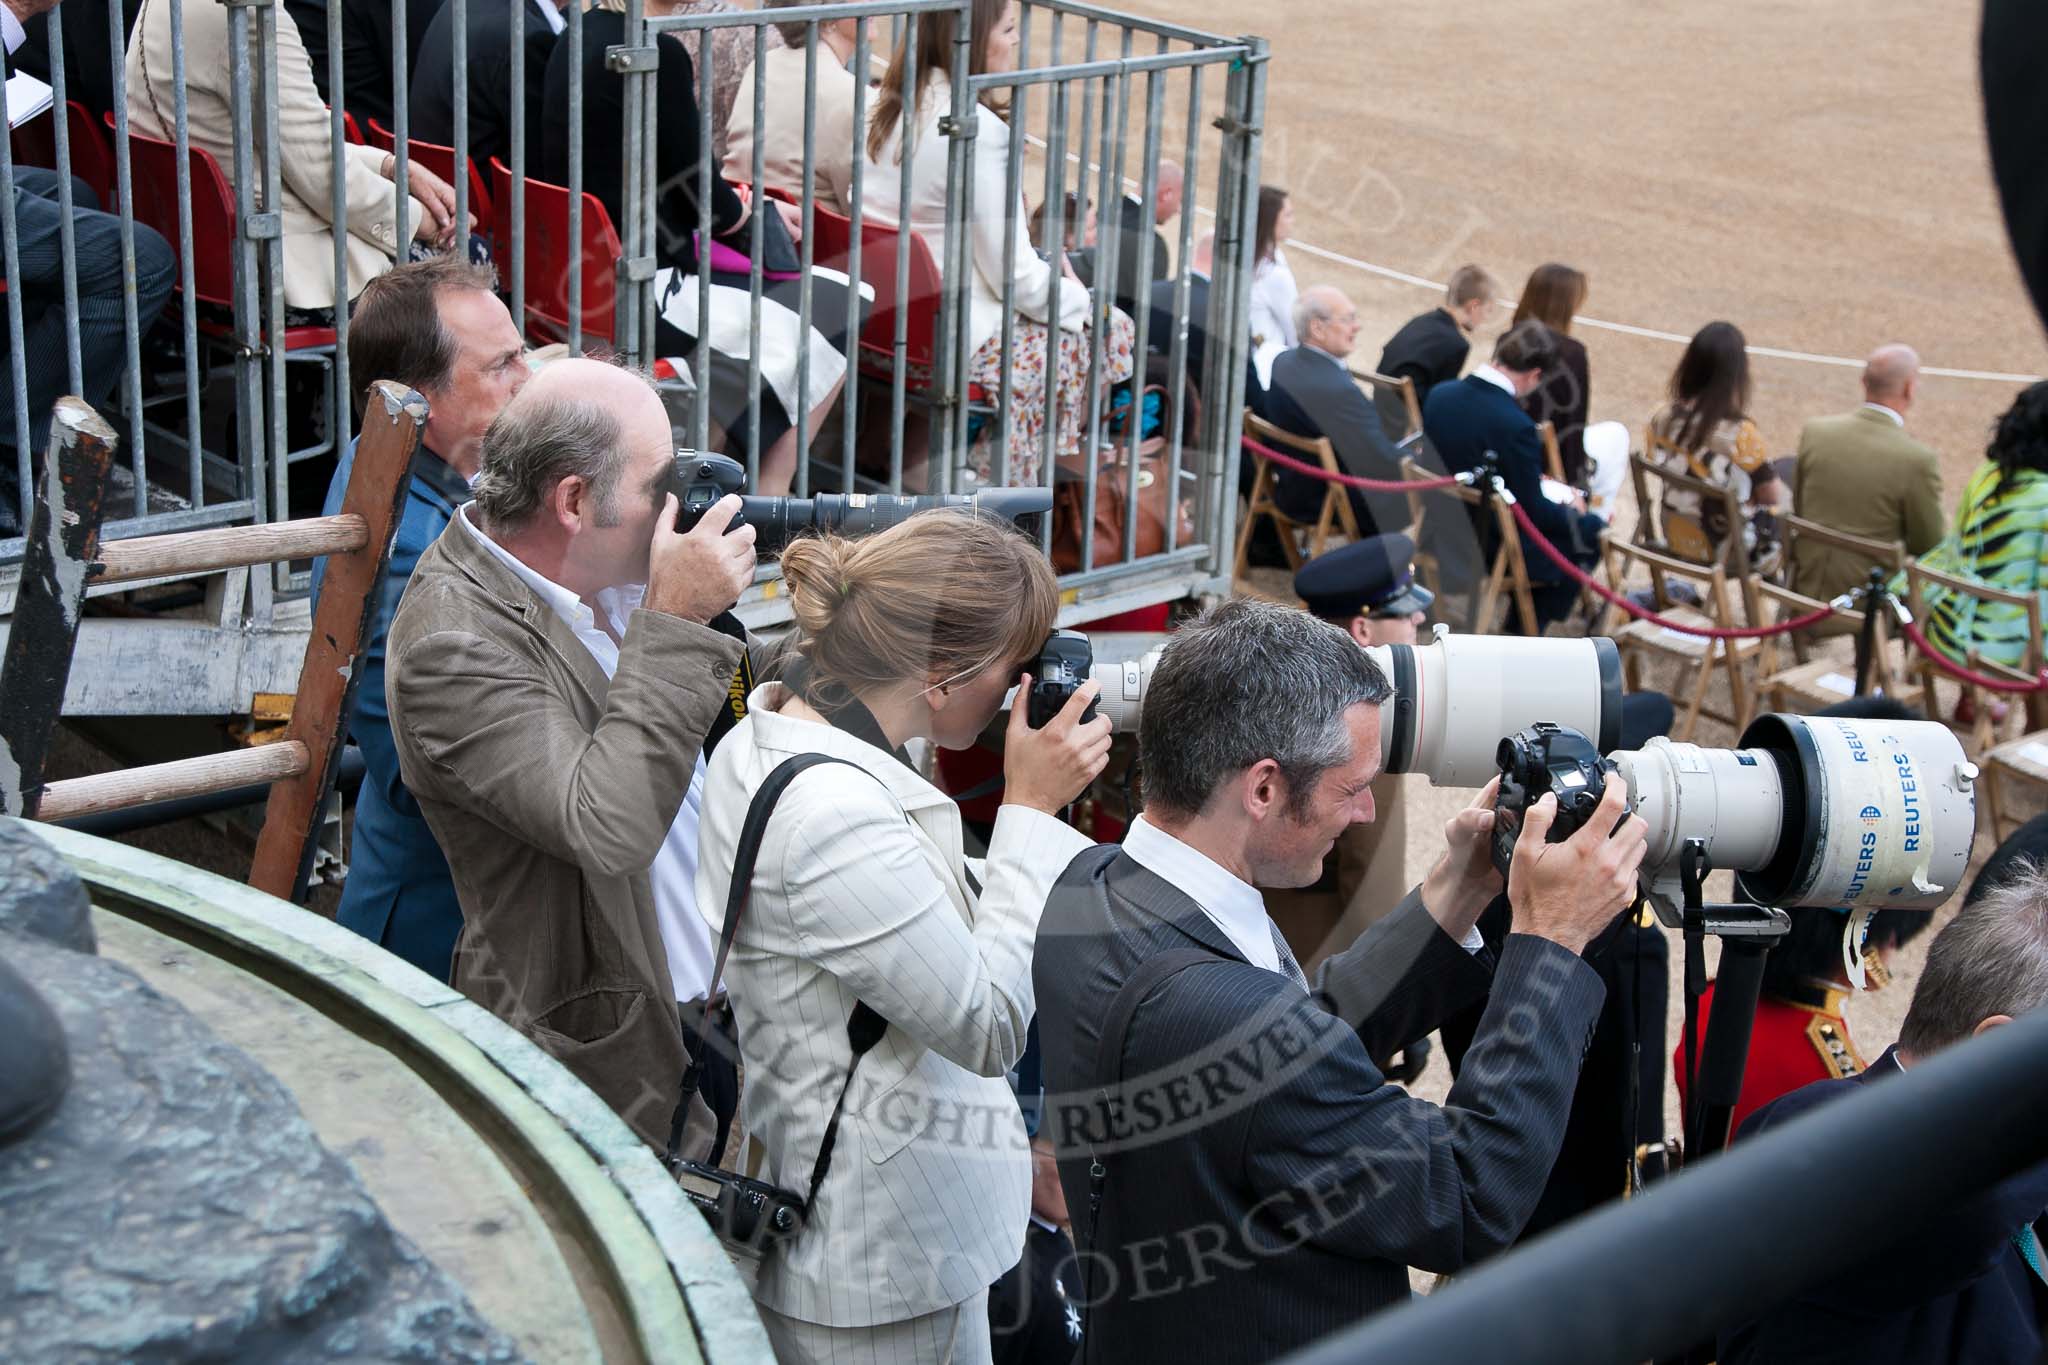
1076;946;1213;1361
665;752;891;1212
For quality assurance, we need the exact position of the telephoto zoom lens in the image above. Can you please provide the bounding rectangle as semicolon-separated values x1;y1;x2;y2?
1611;713;1977;922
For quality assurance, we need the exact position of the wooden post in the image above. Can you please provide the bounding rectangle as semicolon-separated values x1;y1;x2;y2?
0;399;118;818
248;381;426;902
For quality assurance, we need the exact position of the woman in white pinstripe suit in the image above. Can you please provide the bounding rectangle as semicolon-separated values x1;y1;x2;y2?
696;512;1112;1363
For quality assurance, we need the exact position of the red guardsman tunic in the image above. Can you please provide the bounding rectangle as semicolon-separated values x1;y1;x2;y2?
1674;980;1866;1141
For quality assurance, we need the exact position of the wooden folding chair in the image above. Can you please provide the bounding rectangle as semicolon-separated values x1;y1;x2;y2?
1632;437;1778;583
1234;411;1362;579
1753;570;1923;717
1538;421;1566;483
1401;455;1539;636
1901;560;2048;756
1599;533;1765;739
1778;514;1908;648
1350;364;1423;440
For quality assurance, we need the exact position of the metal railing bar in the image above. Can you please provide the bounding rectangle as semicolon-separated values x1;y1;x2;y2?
793;21;818;497
44;18;81;396
328;0;351;457
107;0;149;516
744;17;766;481
643;0;961;33
170;0;204;506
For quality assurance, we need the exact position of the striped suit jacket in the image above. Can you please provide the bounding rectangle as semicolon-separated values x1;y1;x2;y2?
1034;846;1606;1362
696;683;1092;1329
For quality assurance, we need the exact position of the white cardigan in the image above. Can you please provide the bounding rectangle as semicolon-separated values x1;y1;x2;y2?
695;683;1091;1328
861;73;1092;357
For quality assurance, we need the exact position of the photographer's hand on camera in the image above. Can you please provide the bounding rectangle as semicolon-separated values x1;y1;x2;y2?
1506;775;1649;954
1004;675;1113;814
646;493;756;624
1420;776;1505;942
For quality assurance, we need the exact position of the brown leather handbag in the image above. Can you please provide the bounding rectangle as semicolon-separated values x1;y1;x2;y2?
1050;383;1197;572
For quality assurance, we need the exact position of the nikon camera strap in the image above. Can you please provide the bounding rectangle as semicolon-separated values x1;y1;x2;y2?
666;753;890;1216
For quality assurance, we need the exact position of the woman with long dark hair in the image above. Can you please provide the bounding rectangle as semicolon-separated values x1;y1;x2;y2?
1903;379;2048;670
1247;184;1297;385
1513;263;1593;485
1647;320;1785;560
862;0;1134;488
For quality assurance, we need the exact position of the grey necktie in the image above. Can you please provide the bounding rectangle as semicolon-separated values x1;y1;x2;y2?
1268;919;1309;992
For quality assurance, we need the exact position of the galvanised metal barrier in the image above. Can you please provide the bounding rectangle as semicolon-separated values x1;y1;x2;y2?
0;0;1263;630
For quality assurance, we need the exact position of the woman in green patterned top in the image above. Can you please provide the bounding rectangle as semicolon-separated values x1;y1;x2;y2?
1902;381;2048;671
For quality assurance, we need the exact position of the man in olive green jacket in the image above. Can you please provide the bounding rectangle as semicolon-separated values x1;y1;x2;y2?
1793;344;1946;606
386;359;762;1152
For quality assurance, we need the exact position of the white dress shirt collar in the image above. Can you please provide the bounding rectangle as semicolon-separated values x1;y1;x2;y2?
457;503;643;641
1471;364;1517;398
1;7;25;55
1123;815;1283;976
535;0;566;36
1861;401;1905;428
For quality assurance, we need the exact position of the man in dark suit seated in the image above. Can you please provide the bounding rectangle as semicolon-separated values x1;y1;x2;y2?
1721;864;2048;1365
1263;285;1414;538
308;257;530;983
1101;158;1179;321
1372;263;1497;439
1148;230;1264;417
411;0;567;172
1423;318;1605;630
1035;598;1649;1364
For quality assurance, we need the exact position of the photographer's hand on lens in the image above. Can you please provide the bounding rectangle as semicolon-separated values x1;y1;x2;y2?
646;493;756;624
1506;775;1648;955
1420;776;1505;942
1004;675;1113;815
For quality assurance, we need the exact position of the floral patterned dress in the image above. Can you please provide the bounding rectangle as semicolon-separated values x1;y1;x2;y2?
967;308;1137;487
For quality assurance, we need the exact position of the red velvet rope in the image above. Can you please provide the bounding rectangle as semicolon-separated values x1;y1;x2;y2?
1241;436;1461;492
1896;614;2048;694
1505;501;1836;641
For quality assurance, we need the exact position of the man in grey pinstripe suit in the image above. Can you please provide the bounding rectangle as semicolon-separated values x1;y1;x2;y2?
1034;600;1648;1362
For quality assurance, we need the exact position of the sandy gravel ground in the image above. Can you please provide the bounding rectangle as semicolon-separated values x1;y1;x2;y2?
1127;0;2048;1221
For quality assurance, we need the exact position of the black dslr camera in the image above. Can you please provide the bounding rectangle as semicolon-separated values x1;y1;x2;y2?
668;451;1054;556
1490;722;1622;877
673;1159;805;1255
1026;630;1098;728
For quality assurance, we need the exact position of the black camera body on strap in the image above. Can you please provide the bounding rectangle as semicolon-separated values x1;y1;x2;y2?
667;752;891;1258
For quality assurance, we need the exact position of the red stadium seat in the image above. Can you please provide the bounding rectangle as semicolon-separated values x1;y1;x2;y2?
489;156;621;347
366;119;493;248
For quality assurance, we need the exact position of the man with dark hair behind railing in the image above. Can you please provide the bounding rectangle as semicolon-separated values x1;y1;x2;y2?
1722;862;2048;1365
308;256;528;983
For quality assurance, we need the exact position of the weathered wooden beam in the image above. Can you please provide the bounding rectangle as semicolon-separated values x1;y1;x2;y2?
90;515;371;586
37;741;309;822
249;381;427;902
0;399;118;818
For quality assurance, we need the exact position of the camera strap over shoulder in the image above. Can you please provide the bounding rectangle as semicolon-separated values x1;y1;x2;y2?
666;753;891;1212
1077;947;1213;1360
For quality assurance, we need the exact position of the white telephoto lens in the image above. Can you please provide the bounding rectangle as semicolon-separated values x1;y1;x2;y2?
1367;627;1624;787
1735;714;1977;911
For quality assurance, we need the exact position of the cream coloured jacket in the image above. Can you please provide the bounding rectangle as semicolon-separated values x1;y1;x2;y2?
696;683;1090;1328
127;0;427;310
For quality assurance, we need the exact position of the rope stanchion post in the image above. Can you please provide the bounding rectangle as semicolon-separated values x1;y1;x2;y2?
1853;567;1888;697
